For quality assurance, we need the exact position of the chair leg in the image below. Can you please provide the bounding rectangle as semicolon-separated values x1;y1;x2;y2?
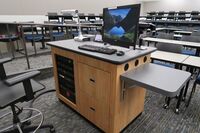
33;41;37;56
186;82;197;107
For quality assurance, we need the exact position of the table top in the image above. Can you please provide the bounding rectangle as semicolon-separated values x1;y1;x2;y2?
156;27;182;32
151;50;189;64
182;56;200;68
174;30;192;35
120;63;191;97
47;39;156;65
143;20;200;25
0;21;100;28
143;37;200;48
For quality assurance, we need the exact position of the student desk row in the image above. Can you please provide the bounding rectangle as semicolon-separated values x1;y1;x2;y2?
0;22;100;69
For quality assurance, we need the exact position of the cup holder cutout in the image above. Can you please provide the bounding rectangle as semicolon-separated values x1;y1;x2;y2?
124;63;129;71
135;60;139;67
143;56;147;63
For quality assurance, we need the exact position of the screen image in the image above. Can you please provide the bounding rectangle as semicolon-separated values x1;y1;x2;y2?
103;8;136;43
102;4;140;48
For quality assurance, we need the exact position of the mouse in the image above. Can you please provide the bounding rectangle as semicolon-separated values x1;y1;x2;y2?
116;51;125;56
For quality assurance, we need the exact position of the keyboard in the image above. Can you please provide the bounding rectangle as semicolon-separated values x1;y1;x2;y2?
78;45;117;55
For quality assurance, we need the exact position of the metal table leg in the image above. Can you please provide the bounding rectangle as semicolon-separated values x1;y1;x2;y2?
20;25;30;69
163;97;171;109
175;87;184;114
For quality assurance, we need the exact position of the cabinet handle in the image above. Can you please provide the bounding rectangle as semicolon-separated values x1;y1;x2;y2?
90;107;95;111
90;78;95;83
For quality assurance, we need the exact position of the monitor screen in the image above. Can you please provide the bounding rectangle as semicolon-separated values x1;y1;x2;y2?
102;4;141;49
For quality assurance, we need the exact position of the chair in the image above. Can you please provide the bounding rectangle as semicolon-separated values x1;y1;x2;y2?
88;13;96;22
62;13;74;22
153;33;182;68
191;15;200;21
155;11;165;20
48;12;60;22
187;74;200;107
43;21;66;41
0;24;20;58
156;33;182;53
167;11;176;21
22;24;44;55
181;35;200;56
191;11;199;16
0;58;55;133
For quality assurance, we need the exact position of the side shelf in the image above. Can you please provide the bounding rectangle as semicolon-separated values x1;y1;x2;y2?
120;63;191;97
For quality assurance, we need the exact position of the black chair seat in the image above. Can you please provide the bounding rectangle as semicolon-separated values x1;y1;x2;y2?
0;79;44;109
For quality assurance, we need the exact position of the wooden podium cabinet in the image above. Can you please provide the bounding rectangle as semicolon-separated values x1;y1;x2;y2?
49;40;156;133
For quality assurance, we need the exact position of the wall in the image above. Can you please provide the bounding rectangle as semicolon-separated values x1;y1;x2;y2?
0;0;142;15
143;0;200;15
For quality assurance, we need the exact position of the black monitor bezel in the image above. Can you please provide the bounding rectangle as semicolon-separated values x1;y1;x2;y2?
102;4;141;49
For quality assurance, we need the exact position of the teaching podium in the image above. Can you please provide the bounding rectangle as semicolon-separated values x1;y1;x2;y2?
47;39;156;132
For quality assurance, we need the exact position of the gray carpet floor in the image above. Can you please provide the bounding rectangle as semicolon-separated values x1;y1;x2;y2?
1;54;200;133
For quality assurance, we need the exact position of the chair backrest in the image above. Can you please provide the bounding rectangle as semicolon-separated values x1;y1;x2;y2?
181;35;200;43
156;33;182;53
191;11;199;16
0;24;18;35
191;31;200;36
48;12;59;21
63;13;73;21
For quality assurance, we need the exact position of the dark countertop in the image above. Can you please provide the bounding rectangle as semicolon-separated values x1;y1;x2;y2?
47;39;156;65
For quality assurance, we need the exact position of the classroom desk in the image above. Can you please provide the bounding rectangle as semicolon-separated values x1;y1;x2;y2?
0;21;100;69
151;50;189;64
182;56;200;68
143;20;200;27
143;37;200;48
156;27;182;32
174;30;192;35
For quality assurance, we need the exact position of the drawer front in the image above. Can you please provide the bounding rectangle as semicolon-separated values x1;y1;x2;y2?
79;91;96;122
78;63;97;97
78;62;111;131
79;91;109;131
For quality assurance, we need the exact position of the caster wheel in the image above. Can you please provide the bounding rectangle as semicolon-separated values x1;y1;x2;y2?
163;104;169;109
50;128;56;133
175;109;180;114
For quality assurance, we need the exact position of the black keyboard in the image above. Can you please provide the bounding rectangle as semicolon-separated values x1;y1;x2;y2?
78;45;117;55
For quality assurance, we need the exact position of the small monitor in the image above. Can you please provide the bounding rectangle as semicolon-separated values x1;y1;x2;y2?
102;4;141;49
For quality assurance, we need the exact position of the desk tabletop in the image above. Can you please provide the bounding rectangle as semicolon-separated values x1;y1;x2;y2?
143;37;200;48
174;30;192;35
47;40;156;65
182;56;200;68
0;21;100;28
151;50;189;63
121;63;191;97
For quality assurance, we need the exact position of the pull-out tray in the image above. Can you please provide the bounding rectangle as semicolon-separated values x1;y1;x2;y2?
120;63;191;97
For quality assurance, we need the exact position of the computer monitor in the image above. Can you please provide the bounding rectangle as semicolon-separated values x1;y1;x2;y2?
102;4;141;49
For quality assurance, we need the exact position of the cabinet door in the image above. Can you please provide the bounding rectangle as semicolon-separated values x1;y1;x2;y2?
78;63;111;131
